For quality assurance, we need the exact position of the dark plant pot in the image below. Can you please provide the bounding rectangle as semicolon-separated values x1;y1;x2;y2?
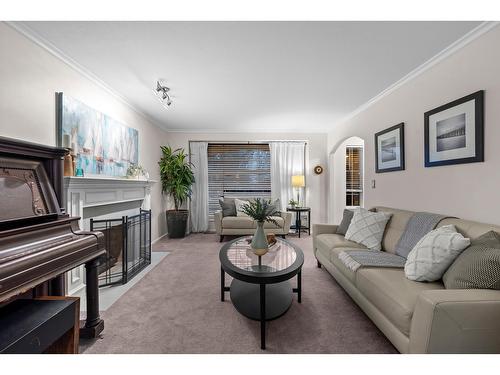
166;209;189;238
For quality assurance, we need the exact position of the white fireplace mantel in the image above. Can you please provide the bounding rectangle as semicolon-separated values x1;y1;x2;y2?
63;176;156;295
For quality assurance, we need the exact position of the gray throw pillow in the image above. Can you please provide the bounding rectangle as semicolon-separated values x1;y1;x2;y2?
443;231;500;290
336;209;354;235
219;198;236;217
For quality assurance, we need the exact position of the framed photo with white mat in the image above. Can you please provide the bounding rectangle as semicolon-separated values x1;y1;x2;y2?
375;122;405;173
424;90;484;167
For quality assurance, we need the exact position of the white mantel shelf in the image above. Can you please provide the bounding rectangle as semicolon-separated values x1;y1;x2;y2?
64;176;157;190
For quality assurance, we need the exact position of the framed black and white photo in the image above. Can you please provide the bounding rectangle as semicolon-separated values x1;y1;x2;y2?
424;90;484;167
375;123;405;173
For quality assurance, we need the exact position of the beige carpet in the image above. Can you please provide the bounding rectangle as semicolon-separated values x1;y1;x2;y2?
83;233;397;353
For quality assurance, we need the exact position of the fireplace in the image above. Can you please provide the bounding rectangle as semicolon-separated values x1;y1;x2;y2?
63;176;156;295
90;209;151;287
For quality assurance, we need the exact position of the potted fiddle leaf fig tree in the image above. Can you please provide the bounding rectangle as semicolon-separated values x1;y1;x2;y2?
159;145;195;238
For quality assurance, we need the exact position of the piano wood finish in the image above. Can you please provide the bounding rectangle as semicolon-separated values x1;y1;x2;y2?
0;136;106;339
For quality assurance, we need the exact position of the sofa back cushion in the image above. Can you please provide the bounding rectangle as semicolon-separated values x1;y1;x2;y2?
372;206;500;254
372;207;414;254
436;217;500;239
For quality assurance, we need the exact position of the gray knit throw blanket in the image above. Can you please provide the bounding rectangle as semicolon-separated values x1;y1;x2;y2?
338;250;406;272
394;212;448;258
338;212;449;272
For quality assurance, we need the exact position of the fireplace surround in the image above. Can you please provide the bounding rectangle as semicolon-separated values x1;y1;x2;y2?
63;175;156;295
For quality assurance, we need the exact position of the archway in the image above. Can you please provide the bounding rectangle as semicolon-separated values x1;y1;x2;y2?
327;136;365;223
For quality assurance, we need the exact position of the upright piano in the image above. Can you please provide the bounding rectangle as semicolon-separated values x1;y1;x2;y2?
0;136;105;339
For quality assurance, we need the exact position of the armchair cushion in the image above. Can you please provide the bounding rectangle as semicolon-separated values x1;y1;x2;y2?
222;216;255;229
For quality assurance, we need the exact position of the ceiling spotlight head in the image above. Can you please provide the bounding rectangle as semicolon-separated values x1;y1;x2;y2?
155;80;173;108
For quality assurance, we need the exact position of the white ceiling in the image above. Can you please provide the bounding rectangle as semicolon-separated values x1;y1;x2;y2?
18;21;480;133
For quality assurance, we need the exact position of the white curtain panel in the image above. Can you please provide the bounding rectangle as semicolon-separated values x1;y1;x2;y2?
190;142;209;232
269;142;305;210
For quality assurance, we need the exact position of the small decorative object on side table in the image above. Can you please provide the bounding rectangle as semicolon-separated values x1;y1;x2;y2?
286;206;311;238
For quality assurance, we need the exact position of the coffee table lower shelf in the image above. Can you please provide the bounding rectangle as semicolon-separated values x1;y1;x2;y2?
230;279;293;321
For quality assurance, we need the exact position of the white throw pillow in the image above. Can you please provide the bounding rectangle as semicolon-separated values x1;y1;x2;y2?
404;225;470;282
344;208;392;251
234;199;250;217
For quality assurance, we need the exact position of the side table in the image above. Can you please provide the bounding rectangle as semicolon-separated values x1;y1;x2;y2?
286;207;311;238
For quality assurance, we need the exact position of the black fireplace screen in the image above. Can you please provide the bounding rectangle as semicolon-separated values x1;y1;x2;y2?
90;209;152;287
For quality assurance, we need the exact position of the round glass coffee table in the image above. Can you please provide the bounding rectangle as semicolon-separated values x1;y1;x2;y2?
219;236;304;350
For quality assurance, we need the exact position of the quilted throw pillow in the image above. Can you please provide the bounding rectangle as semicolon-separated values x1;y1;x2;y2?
404;225;470;282
443;231;500;290
344;208;392;251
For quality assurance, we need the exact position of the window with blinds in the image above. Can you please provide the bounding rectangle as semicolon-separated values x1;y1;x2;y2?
346;146;363;207
207;143;271;219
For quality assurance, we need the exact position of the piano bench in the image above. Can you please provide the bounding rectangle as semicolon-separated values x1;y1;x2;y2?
0;296;80;354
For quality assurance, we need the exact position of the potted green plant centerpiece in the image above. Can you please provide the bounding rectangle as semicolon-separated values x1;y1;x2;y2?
158;145;195;238
240;199;280;256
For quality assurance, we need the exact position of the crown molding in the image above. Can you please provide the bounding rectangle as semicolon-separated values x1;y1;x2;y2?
4;21;168;131
163;127;328;134
336;21;500;126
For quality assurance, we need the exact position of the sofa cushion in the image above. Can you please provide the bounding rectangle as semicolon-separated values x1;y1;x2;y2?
263;216;284;229
315;233;367;252
373;207;414;254
330;247;358;284
357;268;444;336
222;216;255;229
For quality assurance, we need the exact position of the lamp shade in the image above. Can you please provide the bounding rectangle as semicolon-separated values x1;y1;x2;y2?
291;175;305;188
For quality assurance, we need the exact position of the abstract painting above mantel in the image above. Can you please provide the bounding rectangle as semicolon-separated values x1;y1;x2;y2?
56;92;139;177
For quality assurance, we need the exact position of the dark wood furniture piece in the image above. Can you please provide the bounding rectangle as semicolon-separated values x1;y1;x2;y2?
286;206;311;238
0;136;106;341
0;296;80;353
219;236;304;350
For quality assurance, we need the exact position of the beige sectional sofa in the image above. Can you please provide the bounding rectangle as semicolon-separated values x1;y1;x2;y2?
313;206;500;353
215;210;292;242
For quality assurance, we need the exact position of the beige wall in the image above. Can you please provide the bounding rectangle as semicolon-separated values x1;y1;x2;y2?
0;23;170;241
165;132;328;225
327;25;500;225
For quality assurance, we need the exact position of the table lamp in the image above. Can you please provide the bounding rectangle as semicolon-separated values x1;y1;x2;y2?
291;175;305;206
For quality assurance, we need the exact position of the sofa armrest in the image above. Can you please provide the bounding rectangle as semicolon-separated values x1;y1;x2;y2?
280;211;293;233
409;289;500;353
312;224;338;256
214;211;223;234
